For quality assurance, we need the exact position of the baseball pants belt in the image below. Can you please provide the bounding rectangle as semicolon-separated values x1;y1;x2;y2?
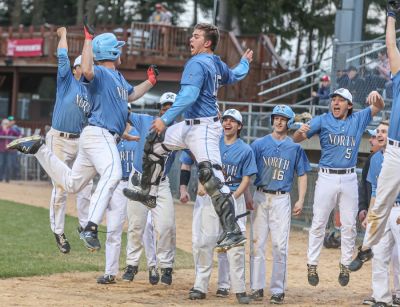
88;124;118;137
185;116;219;125
256;187;286;195
320;167;355;174
389;139;400;147
59;132;80;139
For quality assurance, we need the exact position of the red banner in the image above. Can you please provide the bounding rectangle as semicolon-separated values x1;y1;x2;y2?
7;38;43;57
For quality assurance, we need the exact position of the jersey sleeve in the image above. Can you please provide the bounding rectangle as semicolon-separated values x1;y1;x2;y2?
295;146;312;176
354;107;372;131
392;70;400;98
181;60;205;88
128;112;144;132
122;74;134;95
57;48;71;79
366;154;379;197
306;115;322;138
219;58;250;85
180;150;195;165
241;146;258;177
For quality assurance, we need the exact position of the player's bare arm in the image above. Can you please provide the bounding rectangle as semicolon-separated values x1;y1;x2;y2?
128;65;158;102
179;163;191;203
387;3;400;75
121;123;140;142
233;175;251;200
151;118;166;134
81;16;95;81
366;90;385;116
57;27;67;49
243;187;254;210
292;174;307;216
292;123;310;143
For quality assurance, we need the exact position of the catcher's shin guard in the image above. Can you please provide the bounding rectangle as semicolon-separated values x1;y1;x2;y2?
198;161;245;250
140;130;170;195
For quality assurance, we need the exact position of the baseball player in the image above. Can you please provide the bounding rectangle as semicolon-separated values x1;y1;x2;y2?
46;27;93;253
122;92;177;286
362;121;400;307
293;89;384;286
7;22;157;252
348;2;400;272
250;105;311;304
97;127;139;284
123;23;253;251
179;109;257;304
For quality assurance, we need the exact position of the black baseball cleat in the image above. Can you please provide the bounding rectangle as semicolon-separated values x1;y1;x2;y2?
372;302;389;307
270;293;285;304
250;289;264;301
348;247;373;272
76;226;84;235
54;233;70;254
216;233;246;251
122;188;157;209
79;229;101;251
216;288;230;297
97;274;116;284
149;266;160;285
236;292;252;304
6;135;44;154
307;264;319;286
393;296;400;307
338;263;350;286
189;288;206;300
161;268;173;285
122;265;138;282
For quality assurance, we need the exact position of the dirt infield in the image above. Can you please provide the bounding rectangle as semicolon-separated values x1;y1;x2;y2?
0;181;374;306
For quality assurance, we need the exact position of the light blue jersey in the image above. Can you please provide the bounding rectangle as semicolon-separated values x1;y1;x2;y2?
367;150;400;201
180;150;194;165
219;137;257;192
161;55;249;125
52;48;89;134
306;108;372;168
129;112;175;176
85;65;133;136
390;72;400;141
117;128;139;179
251;135;311;192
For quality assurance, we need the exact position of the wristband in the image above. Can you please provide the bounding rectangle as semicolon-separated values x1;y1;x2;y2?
180;169;191;186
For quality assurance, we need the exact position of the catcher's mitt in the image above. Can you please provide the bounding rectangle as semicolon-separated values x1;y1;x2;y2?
323;230;341;249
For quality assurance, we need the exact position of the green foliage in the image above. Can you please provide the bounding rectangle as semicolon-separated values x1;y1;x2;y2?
0;200;193;278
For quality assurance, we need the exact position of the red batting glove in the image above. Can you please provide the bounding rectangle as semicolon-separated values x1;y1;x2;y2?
147;64;159;86
83;16;95;40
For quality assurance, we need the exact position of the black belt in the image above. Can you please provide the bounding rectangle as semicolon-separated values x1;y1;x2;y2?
320;168;355;174
257;187;286;195
59;132;80;139
89;124;117;136
121;177;129;182
389;139;400;147
185;116;219;125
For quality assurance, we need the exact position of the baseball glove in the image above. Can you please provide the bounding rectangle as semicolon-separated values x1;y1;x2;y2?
323;230;341;249
294;112;312;123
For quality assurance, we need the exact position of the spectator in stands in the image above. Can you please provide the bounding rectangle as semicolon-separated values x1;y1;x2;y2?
311;75;331;106
337;69;349;88
7;116;21;180
344;66;366;104
148;3;164;49
161;2;173;25
0;119;21;182
377;51;390;82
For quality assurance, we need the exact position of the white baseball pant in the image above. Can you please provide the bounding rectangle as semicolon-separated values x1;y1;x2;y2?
35;125;122;225
307;171;358;266
392;244;400;298
192;194;246;294
104;180;128;276
143;211;157;268
364;142;400;248
217;194;247;290
250;190;291;294
125;175;176;269
371;205;400;304
46;128;92;234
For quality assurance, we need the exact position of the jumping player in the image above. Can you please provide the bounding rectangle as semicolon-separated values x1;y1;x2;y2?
7;23;157;252
250;105;310;304
293;89;384;286
122;92;177;286
46;27;93;254
123;23;253;251
361;121;400;306
348;2;400;272
179;109;257;303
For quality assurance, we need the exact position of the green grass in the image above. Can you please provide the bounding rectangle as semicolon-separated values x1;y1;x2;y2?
0;200;193;278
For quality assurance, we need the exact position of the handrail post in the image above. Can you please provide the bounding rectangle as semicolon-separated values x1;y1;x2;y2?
247;103;252;144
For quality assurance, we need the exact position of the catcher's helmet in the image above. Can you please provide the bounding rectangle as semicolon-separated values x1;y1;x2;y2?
92;33;125;61
222;109;243;124
271;105;295;129
159;92;176;105
323;230;341;249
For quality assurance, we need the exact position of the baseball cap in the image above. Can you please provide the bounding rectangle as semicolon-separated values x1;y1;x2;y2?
320;75;330;82
159;92;176;105
7;115;14;121
367;129;377;137
222;109;243;124
329;88;353;104
73;55;82;67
